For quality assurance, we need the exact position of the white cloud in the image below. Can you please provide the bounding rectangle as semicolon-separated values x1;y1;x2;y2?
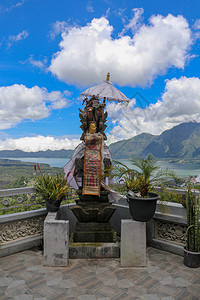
106;77;200;143
104;8;110;19
27;55;48;70
8;29;28;47
116;8;127;24
49;21;68;40
86;2;94;13
0;136;79;152
2;77;200;149
15;1;25;7
0;84;70;129
119;8;144;37
0;0;25;14
49;14;192;87
194;19;200;30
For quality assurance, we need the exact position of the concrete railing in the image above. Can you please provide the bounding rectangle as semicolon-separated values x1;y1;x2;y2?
147;201;188;256
0;186;78;213
1;186;199;258
0;208;47;257
0;186;78;258
0;186;42;212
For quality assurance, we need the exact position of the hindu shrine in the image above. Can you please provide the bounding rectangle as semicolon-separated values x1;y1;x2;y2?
64;73;130;243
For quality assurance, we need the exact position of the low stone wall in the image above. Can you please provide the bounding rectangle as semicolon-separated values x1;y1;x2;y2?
147;201;188;256
0;199;193;258
0;208;47;257
0;204;78;258
57;201;189;257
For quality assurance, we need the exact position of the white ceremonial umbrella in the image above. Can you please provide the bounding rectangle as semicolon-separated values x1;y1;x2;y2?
80;73;130;103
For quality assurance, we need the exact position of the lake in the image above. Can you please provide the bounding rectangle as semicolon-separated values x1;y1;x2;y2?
4;157;200;178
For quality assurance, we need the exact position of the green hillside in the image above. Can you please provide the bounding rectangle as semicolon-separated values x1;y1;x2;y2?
109;132;154;159
0;159;63;189
110;122;200;161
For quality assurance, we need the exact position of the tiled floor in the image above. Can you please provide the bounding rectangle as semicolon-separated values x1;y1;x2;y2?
0;247;199;300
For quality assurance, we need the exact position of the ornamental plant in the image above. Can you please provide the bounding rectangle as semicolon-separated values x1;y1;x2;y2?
114;154;175;197
34;164;70;204
186;181;200;252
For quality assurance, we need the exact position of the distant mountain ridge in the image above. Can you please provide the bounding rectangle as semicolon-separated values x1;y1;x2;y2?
0;149;74;158
109;122;200;160
1;122;200;161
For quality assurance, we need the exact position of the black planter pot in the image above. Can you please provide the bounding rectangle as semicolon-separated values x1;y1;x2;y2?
126;191;160;222
45;199;62;212
184;247;200;268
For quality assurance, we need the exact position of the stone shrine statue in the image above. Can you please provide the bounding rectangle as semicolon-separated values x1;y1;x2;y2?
79;95;108;141
63;73;129;243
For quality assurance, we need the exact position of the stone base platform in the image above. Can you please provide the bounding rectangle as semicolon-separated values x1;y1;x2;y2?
73;222;117;243
69;236;120;259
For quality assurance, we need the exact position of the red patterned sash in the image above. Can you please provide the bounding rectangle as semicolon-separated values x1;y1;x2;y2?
82;133;102;196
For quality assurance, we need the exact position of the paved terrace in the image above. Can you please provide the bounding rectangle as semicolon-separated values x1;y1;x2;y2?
0;247;199;300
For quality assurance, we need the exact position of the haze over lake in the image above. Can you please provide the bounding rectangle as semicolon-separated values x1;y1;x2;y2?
4;157;200;178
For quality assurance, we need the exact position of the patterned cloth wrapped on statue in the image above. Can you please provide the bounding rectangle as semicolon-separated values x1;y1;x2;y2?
63;133;122;203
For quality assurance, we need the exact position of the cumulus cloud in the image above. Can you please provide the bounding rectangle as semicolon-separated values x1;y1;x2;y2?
0;135;79;152
8;29;28;47
49;14;192;87
106;77;200;143
0;84;70;129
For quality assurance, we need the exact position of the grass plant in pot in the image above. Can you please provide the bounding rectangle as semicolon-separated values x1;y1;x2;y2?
34;164;70;212
114;154;175;222
184;181;200;268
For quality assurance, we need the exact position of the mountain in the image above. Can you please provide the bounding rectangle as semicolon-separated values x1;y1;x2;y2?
109;132;154;159
0;149;74;159
109;122;200;160
1;122;200;161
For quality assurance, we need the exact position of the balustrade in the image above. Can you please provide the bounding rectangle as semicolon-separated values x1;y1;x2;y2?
0;186;44;213
0;186;199;258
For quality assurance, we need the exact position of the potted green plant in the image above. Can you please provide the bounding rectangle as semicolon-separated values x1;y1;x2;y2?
114;154;175;222
34;164;70;212
184;181;200;268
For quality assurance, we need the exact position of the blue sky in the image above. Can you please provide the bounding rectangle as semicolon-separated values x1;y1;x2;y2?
0;0;200;151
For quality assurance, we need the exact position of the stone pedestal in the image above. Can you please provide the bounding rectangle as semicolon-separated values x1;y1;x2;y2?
43;213;69;267
121;219;146;267
70;190;117;243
